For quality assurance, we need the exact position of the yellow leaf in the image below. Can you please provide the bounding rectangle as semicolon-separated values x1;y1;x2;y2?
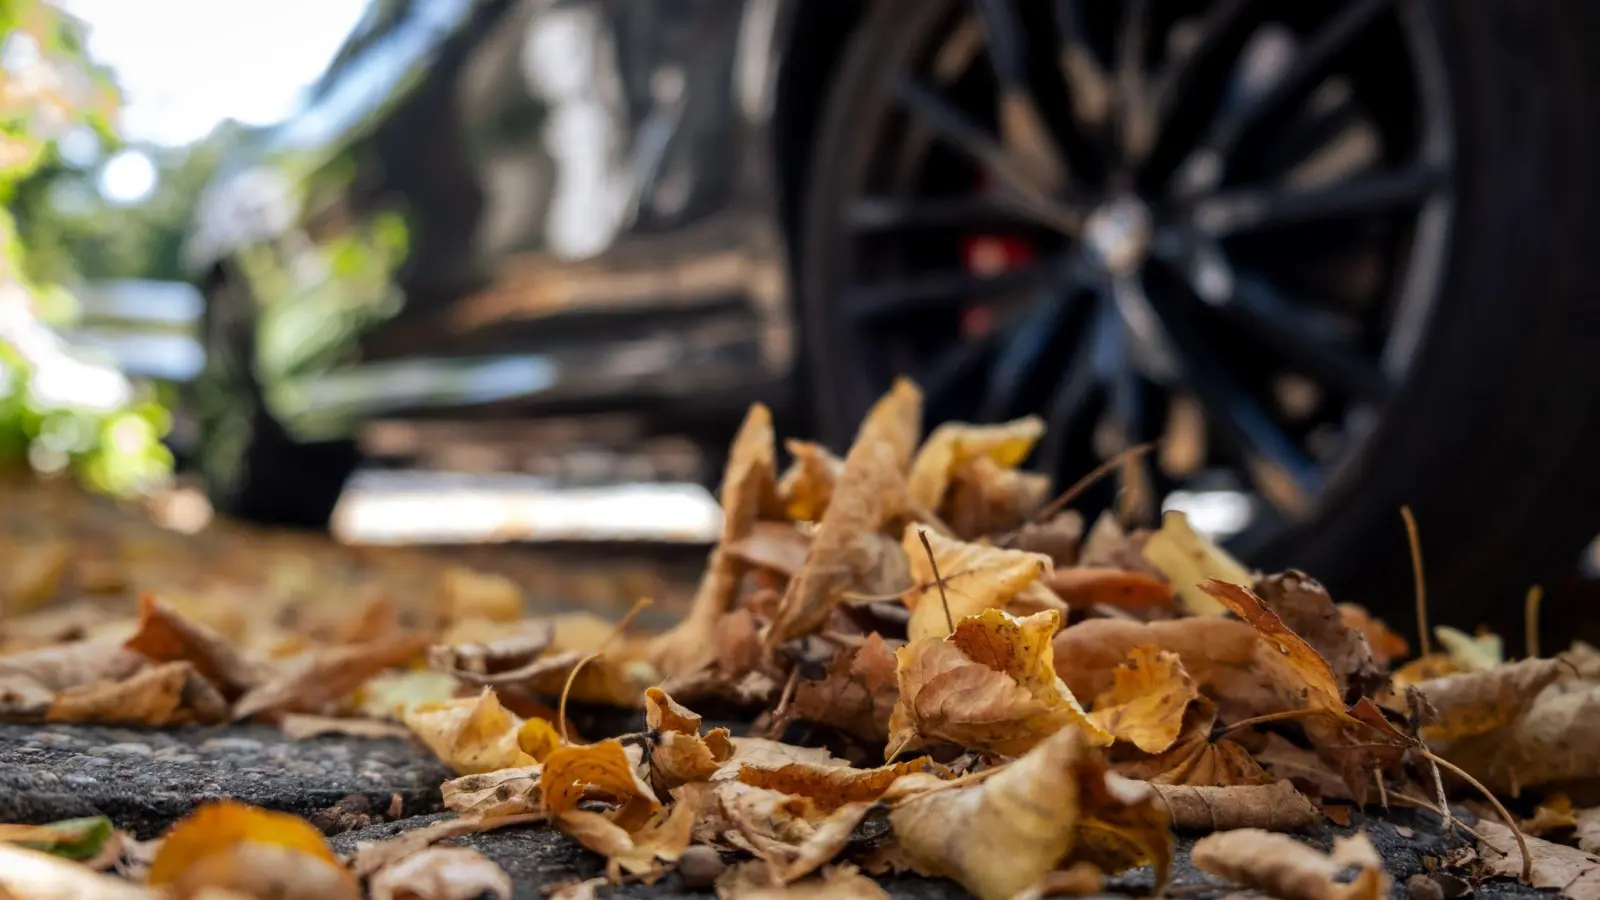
557;803;693;882
517;717;563;762
900;527;1052;642
768;379;921;647
149;801;358;900
403;688;537;775
441;766;543;819
907;416;1044;513
737;757;952;812
1141;510;1250;615
777;439;844;522
542;739;660;818
1090;646;1198;753
124;594;263;699
439;566;524;623
889;609;1110;759
353;669;460;720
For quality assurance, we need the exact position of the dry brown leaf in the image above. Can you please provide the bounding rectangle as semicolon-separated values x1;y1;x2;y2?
1576;806;1600;855
542;739;660;824
1523;795;1579;837
790;632;899;743
999;512;1084;566
907;416;1044;514
1253;733;1352;801
715;861;889;899
48;661;228;725
941;455;1051;539
777;439;843;522
557;803;693;882
439;566;525;623
714;788;874;885
890;726;1168;900
0;638;144;716
368;846;512;900
124;594;264;700
441;766;543;818
652;404;777;678
1434;682;1600;795
724;523;811;578
1412;655;1569;741
0;842;160;900
1052;616;1259;702
716;738;848;778
403;688;537;775
1255;571;1383;698
1090;646;1198;753
232;634;427;720
425;625;556;684
1141;510;1250;615
889;609;1110;758
1338;604;1409;667
148;801;360;900
767;379;921;648
737;757;952;811
1009;862;1105;899
1046;567;1175;613
1200;579;1344;711
1151;780;1320;831
901;527;1052;642
1477;819;1600;899
1191;829;1388;900
347;814;546;878
279;714;410;740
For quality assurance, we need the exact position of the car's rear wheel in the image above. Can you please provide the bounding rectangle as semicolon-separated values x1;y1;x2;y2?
193;271;359;528
798;0;1600;638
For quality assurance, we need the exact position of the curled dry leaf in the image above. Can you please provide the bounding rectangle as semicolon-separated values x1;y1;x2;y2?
790;631;899;743
715;737;848;778
889;609;1110;759
714;861;890;900
48;661;228;726
542;739;660;824
1114;700;1269;788
724;522;811;578
907;416;1044;514
368;846;512;900
777;439;843;522
1199;579;1344;712
999;511;1083;566
644;686;733;790
1141;510;1251;615
558;803;694;882
425;624;555;684
768;379;921;648
124;594;264;699
403;688;537;775
348;814;546;878
890;726;1168;900
737;757;952;812
1192;829;1388;900
232;634;428;720
1338;603;1409;667
1089;646;1198;753
0;638;144;716
1255;571;1383;698
901;526;1052;642
1150;779;1320;831
441;765;543;818
1411;655;1569;741
1052;616;1259;703
148;801;360;900
1476;820;1600;899
1435;682;1600;795
710;786;874;885
0;843;159;900
941;455;1052;539
1046;567;1175;614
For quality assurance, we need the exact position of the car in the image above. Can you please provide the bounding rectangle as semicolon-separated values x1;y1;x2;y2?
184;0;1600;632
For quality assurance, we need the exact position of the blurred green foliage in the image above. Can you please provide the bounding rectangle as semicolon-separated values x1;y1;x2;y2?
0;0;179;496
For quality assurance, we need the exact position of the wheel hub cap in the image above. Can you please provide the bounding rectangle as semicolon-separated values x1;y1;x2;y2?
1082;195;1153;277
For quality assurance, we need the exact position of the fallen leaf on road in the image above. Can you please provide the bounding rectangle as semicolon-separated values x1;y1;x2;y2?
558;803;693;882
1477;819;1600;898
901;527;1052;642
889;609;1110;758
1090;646;1198;753
0;638;144;716
1200;579;1344;711
1052;616;1259;702
403;688;537;775
712;787;873;885
1191;829;1388;900
124;594;263;699
1046;567;1174;613
149;801;359;900
1411;656;1568;741
768;379;921;648
279;714;411;740
0;816;114;861
542;739;660;826
347;814;546;878
1150;780;1320;831
368;846;512;900
776;439;843;522
790;632;899;742
441;765;543;818
1433;682;1600;794
714;861;889;899
1255;571;1383;699
48;661;228;725
907;416;1044;514
998;512;1083;566
425;625;556;684
941;455;1051;539
0;842;158;900
736;757;952;811
1141;510;1250;615
233;634;428;720
643;687;733;789
715;738;848;777
438;566;525;624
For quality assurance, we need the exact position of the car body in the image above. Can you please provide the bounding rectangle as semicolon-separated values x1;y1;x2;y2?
186;0;1600;633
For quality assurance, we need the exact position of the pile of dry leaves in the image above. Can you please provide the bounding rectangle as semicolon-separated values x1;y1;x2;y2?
5;378;1600;900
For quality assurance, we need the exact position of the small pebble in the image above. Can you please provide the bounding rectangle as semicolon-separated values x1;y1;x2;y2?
678;845;725;889
1394;825;1415;838
101;742;152;757
1407;874;1445;900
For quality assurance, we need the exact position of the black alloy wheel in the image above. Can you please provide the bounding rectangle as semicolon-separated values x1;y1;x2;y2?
800;0;1600;638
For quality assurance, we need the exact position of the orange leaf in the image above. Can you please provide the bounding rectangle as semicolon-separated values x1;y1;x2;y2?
900;527;1052;642
1045;567;1175;613
1089;646;1198;753
149;801;358;899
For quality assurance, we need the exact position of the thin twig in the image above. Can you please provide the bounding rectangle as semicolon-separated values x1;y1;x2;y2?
764;665;801;739
1214;707;1322;741
1032;442;1156;523
1401;506;1430;657
1525;585;1543;659
1373;770;1389;812
1425;749;1530;883
1429;751;1454;830
557;597;651;743
918;527;954;634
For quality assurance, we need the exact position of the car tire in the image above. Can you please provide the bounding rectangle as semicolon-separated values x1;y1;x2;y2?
193;271;359;529
796;0;1600;642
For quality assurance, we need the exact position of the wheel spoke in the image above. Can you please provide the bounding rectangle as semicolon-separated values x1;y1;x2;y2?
1036;301;1110;471
843;260;1059;324
978;273;1084;420
1174;0;1394;195
1192;163;1447;236
1114;0;1154;161
972;0;1067;188
895;76;1083;233
1144;0;1263;165
847;194;1038;233
920;329;1000;409
1054;0;1112;136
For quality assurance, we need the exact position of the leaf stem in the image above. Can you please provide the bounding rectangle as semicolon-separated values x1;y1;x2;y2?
1401;506;1430;658
917;527;955;634
1525;585;1543;659
1032;442;1155;523
1425;749;1530;884
558;597;651;743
